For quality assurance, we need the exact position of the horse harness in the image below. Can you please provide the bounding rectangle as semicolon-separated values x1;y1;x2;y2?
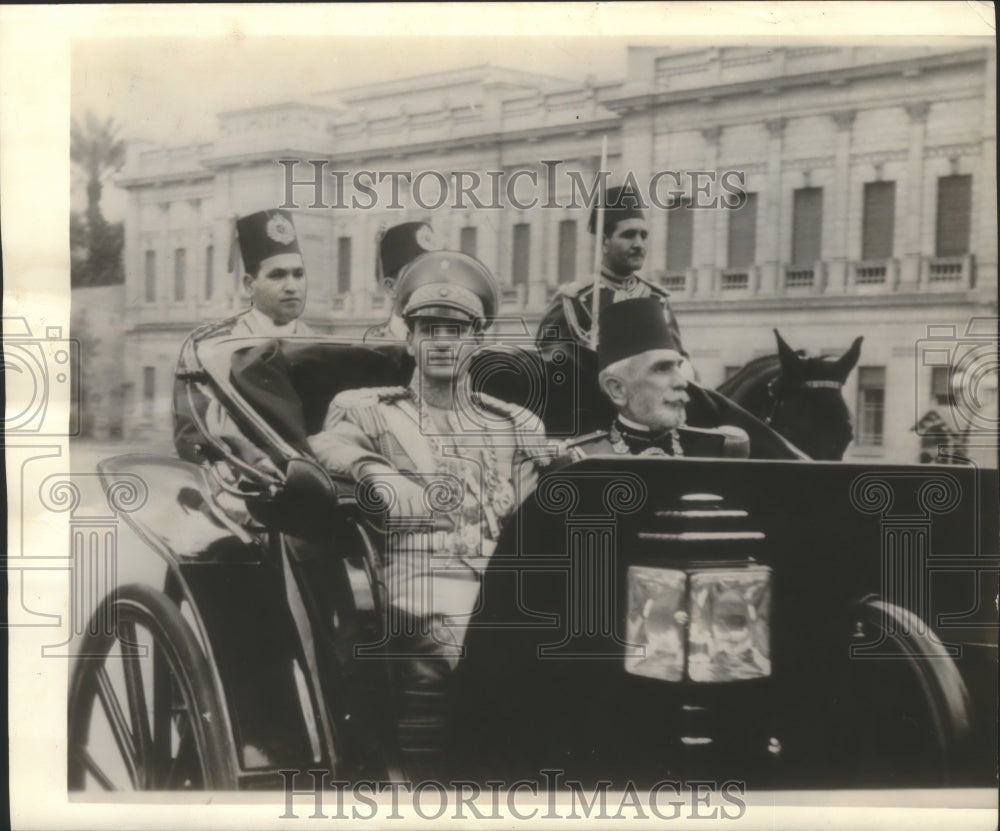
763;375;844;426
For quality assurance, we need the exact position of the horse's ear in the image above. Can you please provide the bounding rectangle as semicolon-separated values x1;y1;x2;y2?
834;336;864;381
774;329;802;376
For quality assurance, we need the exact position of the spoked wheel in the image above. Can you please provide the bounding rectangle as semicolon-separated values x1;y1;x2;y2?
68;583;237;791
826;597;972;787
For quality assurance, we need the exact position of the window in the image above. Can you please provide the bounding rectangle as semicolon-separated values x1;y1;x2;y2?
512;223;530;286
727;193;758;268
856;366;886;447
931;366;952;406
204;244;214;299
142;367;155;417
337;237;352;294
935;175;972;257
861;181;895;260
724;366;743;381
791;187;823;265
558;220;577;283
460;226;477;258
144;250;156;302
174;248;186;301
666;198;694;273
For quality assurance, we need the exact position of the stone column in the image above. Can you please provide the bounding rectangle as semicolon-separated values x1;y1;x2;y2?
977;49;997;293
828;110;856;293
761;117;786;294
693;125;722;298
901;101;930;290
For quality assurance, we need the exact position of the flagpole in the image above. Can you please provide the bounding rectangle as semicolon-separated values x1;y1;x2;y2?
589;135;608;351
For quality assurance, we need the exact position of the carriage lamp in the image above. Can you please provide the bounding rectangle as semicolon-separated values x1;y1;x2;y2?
625;565;772;683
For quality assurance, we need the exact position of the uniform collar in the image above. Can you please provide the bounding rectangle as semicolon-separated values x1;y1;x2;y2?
611;415;682;456
248;307;298;335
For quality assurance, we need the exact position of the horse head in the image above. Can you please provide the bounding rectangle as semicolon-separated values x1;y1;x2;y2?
770;330;863;460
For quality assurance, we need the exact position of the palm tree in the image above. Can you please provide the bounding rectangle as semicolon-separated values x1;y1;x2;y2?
71;111;126;285
70;110;125;230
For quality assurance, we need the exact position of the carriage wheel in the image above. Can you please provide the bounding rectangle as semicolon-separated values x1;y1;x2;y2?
826;597;972;787
68;584;237;791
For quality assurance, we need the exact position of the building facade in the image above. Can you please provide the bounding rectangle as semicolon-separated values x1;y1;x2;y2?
112;44;997;462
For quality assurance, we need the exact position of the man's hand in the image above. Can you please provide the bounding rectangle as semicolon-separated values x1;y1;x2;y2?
359;464;432;520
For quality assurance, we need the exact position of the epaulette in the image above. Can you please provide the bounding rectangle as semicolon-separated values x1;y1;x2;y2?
555;280;588;298
473;392;545;433
188;311;250;343
634;274;671;298
176;311;252;377
561;430;608;449
331;386;409;409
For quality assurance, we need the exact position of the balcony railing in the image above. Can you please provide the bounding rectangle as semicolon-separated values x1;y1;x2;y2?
920;254;974;290
661;271;688;293
720;269;750;291
784;268;814;289
849;258;900;290
782;262;826;292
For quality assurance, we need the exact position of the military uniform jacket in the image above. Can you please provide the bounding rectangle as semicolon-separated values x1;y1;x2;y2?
308;386;553;618
561;421;750;461
173;309;312;464
535;268;684;358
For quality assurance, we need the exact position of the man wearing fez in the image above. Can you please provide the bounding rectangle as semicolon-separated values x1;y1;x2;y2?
363;221;442;343
173;208;312;465
563;297;749;459
309;250;553;758
536;183;685;364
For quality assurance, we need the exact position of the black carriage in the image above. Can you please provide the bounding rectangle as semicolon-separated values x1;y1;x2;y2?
67;334;999;792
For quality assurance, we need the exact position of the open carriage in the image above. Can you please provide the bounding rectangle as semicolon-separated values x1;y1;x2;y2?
67;334;999;792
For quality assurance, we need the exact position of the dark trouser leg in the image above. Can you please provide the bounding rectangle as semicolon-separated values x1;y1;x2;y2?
387;610;460;780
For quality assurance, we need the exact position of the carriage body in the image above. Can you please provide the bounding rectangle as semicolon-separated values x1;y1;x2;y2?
68;335;999;792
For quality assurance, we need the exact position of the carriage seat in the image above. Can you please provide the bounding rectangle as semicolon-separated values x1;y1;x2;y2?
229;340;415;455
228;339;555;454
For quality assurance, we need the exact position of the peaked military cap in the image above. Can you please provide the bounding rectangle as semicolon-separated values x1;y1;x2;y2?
588;183;646;236
599;296;683;370
236;209;301;275
377;221;441;282
396;250;499;327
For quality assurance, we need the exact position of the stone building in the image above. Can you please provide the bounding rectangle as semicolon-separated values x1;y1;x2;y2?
113;43;997;463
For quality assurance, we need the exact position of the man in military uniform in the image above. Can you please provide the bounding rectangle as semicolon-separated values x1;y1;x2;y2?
309;251;553;746
563;298;750;459
536;183;685;362
173;208;312;465
363;221;441;343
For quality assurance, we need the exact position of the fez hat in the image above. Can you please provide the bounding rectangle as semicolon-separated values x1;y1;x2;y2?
377;221;441;282
236;209;302;275
598;297;682;370
588;184;646;236
396;250;499;327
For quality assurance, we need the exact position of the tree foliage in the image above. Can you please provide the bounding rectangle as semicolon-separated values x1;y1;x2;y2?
71;111;126;286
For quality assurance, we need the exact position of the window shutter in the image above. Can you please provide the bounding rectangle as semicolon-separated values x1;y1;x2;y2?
558;220;577;283
512;223;531;286
727;193;758;268
792;187;823;265
935;175;972;257
460;226;477;258
667;199;694;272
861;181;895;260
337;237;352;294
